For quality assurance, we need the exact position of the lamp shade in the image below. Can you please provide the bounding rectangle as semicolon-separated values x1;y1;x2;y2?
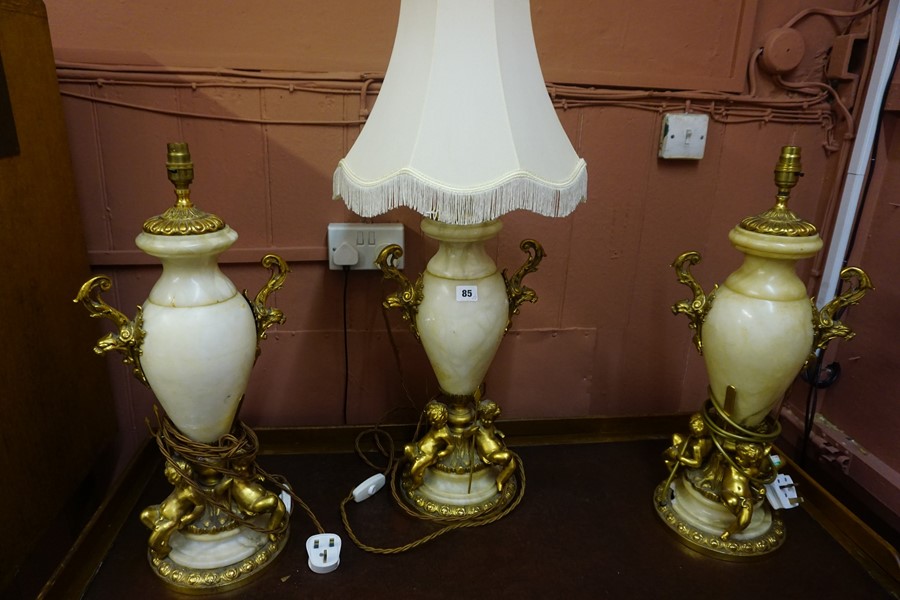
333;0;587;225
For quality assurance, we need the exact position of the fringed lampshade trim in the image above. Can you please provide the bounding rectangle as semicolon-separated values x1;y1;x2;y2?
333;160;587;226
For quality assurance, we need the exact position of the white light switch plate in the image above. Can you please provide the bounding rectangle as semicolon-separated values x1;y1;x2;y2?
659;113;709;160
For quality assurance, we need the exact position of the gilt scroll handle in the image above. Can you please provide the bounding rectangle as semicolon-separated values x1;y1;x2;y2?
671;251;714;354
245;254;290;352
811;266;873;354
503;239;545;332
74;275;149;387
376;244;424;341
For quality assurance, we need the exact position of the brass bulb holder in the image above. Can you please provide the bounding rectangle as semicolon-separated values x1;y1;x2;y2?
738;145;818;238
142;143;226;236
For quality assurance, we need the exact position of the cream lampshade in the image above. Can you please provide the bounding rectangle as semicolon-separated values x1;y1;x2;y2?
333;0;587;224
334;0;587;518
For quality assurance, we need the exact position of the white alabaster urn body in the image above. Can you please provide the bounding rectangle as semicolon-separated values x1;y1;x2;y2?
702;227;822;427
135;227;257;443
416;219;509;396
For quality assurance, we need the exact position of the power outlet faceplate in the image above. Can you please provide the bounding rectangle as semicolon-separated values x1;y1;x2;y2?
659;113;709;160
327;223;404;270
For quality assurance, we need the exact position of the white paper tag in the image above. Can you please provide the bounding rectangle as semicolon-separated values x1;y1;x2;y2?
456;285;478;302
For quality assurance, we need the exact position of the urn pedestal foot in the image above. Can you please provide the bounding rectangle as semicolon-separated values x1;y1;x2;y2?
653;397;784;559
653;477;785;560
148;520;290;591
402;463;517;518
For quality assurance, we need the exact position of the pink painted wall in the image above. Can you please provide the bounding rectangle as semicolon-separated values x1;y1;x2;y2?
43;0;895;506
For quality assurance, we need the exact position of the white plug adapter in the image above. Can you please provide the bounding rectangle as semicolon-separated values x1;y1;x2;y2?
332;241;359;267
765;473;801;510
279;489;293;514
352;473;386;503
306;533;341;574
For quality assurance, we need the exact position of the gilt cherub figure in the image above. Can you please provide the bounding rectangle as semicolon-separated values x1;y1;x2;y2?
140;458;206;558
404;400;455;490
720;441;773;540
663;412;713;472
214;455;287;542
474;399;516;493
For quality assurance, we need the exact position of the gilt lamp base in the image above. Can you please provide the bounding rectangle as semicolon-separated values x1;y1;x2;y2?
148;522;289;591
653;476;784;560
402;464;516;518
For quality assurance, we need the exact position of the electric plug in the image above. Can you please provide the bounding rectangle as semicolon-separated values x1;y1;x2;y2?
765;473;801;510
352;473;386;502
332;241;359;267
279;489;293;514
306;533;341;574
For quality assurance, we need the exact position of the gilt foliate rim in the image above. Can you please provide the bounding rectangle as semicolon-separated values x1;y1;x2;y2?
142;204;226;236
739;205;818;237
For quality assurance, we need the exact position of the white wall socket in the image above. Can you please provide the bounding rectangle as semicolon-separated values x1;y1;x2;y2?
327;223;404;270
658;113;709;160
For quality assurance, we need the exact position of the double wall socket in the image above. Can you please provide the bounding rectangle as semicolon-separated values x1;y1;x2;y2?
658;113;709;160
327;223;404;270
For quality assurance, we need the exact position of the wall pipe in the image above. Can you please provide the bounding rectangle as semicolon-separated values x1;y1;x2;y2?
816;0;900;307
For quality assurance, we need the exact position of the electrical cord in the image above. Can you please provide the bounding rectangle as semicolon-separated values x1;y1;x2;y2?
701;401;780;487
798;352;824;467
797;268;866;464
661;397;781;506
797;352;843;466
342;265;350;425
379;285;423;414
148;407;326;537
339;424;526;555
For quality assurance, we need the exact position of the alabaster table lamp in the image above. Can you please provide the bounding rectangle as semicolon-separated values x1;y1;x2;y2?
654;146;872;559
75;143;293;590
333;0;587;518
